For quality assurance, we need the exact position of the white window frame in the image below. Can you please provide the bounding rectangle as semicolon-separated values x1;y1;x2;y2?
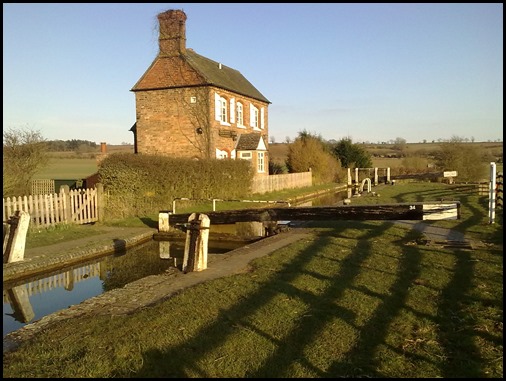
220;97;228;123
230;98;235;124
250;104;259;130
215;92;230;125
239;151;252;160
236;102;244;128
216;148;229;159
257;151;265;173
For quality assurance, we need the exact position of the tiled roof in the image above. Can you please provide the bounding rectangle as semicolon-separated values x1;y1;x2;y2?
132;50;270;104
235;133;266;150
185;50;270;104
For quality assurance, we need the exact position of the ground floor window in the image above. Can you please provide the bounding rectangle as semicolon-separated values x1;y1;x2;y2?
257;151;265;173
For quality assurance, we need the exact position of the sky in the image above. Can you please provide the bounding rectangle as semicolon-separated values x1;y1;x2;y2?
3;3;503;145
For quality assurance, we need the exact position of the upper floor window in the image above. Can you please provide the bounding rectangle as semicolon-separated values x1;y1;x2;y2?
236;102;244;127
215;92;230;125
250;104;259;129
220;98;228;123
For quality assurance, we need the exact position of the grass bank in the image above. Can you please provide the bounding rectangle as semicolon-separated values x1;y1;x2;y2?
6;182;502;377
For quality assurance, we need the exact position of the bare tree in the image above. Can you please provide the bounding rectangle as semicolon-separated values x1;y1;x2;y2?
435;135;486;182
166;59;214;159
3;127;49;196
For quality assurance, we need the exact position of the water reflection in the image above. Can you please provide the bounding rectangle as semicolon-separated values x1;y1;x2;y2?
3;189;350;337
3;239;242;337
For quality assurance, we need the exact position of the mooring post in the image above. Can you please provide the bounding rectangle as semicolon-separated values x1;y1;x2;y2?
374;167;378;185
182;213;210;273
3;210;31;263
158;211;171;232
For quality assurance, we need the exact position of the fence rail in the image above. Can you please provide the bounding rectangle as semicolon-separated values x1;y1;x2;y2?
3;186;101;228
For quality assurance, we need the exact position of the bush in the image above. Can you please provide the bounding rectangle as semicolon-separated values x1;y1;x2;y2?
98;153;254;219
286;131;342;184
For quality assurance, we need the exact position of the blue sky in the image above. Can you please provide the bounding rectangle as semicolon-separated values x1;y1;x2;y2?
3;3;503;145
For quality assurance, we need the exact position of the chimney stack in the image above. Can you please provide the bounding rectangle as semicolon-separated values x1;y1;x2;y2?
157;9;187;57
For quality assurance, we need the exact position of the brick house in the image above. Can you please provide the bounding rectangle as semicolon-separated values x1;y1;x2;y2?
130;9;271;176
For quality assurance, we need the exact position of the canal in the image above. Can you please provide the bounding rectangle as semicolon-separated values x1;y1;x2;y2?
3;189;349;337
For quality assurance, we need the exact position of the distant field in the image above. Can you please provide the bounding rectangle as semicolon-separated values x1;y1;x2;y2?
34;158;98;179
269;141;503;167
35;142;502;180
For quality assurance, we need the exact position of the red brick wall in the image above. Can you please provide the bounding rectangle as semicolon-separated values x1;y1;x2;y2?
134;85;269;175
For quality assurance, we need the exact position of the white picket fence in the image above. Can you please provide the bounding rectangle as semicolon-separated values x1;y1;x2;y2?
3;187;100;228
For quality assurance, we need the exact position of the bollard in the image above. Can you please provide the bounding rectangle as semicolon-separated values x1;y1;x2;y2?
182;213;210;272
3;211;30;263
158;211;171;232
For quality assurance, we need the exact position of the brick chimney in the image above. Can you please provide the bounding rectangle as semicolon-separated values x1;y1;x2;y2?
157;9;187;57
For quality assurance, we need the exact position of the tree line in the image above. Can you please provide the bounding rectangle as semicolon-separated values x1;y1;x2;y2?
45;139;98;152
273;129;489;186
3;127;490;198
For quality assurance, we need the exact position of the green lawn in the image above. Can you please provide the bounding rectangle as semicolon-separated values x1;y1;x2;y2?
4;182;503;378
33;158;98;179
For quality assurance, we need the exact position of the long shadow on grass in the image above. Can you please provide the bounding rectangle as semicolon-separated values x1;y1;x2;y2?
322;225;429;377
248;221;396;378
432;192;500;378
131;221;414;378
390;184;477;204
434;248;486;378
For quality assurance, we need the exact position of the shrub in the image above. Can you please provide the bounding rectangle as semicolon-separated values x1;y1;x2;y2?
98;153;254;219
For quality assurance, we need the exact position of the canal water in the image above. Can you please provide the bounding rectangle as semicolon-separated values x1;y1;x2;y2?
3;189;348;337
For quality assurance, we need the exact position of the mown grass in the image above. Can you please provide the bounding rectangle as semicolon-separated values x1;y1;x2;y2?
23;183;340;247
33;158;98;179
4;182;503;377
25;224;114;249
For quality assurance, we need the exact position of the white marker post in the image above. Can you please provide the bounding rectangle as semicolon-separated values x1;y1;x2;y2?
489;162;496;224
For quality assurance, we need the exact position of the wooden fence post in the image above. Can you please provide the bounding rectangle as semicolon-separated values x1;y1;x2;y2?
182;213;210;273
96;183;104;222
60;185;71;223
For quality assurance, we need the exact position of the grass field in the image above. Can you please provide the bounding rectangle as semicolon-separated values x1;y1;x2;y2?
34;141;502;181
33;158;98;179
4;182;502;378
